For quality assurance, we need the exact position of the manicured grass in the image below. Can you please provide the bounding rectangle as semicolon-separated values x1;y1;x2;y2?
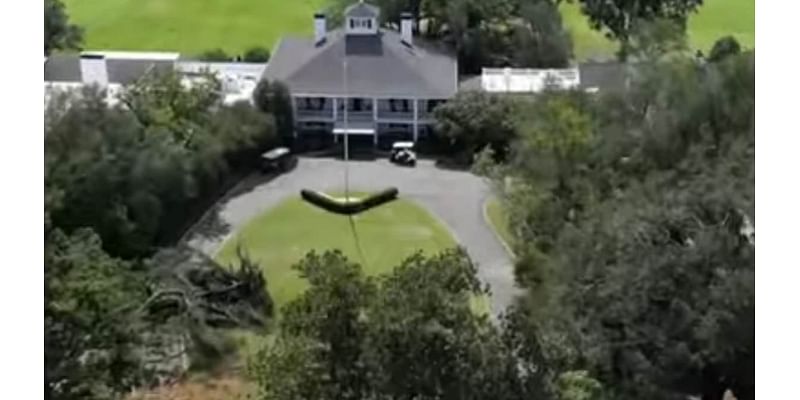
216;193;457;309
561;0;755;60
559;2;619;61
66;0;752;60
687;0;755;54
64;0;326;55
485;198;514;253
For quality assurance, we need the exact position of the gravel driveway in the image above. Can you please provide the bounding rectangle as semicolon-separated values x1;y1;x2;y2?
185;157;521;315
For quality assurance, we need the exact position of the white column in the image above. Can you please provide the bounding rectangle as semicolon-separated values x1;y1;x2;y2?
412;98;419;142
373;98;378;146
332;97;338;122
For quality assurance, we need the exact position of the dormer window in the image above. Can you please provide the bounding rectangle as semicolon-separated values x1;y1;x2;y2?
349;18;373;29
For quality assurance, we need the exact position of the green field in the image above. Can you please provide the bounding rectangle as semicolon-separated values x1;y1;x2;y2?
65;0;753;59
215;193;457;309
562;0;755;60
64;0;326;55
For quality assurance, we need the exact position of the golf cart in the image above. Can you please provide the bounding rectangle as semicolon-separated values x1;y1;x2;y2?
389;141;417;166
260;147;298;173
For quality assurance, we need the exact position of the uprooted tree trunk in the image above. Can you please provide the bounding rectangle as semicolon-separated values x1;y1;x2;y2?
134;245;273;386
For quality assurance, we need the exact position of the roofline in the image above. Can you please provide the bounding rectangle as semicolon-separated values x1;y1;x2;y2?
289;92;453;99
262;36;286;80
80;50;181;60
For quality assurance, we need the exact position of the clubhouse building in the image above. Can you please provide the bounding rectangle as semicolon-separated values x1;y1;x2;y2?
45;1;630;147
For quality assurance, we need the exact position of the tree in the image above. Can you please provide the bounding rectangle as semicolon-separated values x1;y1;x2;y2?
120;69;221;146
253;79;295;138
511;0;573;68
575;0;703;56
45;0;83;54
243;46;271;62
499;52;754;400
47;74;275;258
622;18;689;61
433;91;517;163
708;36;742;63
249;249;545;399
45;228;149;399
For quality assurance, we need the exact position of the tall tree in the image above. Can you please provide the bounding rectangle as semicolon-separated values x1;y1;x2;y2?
511;0;573;68
47;74;275;258
575;0;703;56
249;249;544;400
45;0;83;54
45;228;149;399
433;91;517;163
253;79;295;139
499;52;754;400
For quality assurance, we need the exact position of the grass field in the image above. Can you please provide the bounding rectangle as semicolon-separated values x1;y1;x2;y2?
66;0;753;59
562;0;755;60
215;193;457;309
63;0;326;55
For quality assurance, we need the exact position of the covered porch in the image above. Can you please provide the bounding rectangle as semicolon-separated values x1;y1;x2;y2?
293;95;443;143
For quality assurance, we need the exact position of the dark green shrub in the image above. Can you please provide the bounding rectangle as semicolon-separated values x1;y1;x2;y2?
198;48;230;62
708;36;742;63
300;188;399;215
243;46;271;63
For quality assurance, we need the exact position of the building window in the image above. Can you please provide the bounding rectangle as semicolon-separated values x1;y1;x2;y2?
349;18;374;29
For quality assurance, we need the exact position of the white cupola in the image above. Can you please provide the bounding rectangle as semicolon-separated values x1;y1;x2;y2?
344;1;379;36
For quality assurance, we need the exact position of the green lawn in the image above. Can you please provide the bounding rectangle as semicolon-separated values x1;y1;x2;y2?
64;0;326;55
561;0;755;60
65;0;753;63
485;198;514;253
216;193;457;309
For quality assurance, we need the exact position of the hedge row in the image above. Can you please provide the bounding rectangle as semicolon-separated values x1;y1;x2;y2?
300;188;399;215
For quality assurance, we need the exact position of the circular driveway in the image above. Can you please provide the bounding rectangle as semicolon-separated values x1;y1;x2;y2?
185;157;521;315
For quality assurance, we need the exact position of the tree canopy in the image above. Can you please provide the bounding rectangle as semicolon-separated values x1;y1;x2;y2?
46;72;276;258
45;70;278;398
575;0;703;49
45;0;83;54
249;249;548;400
494;51;754;400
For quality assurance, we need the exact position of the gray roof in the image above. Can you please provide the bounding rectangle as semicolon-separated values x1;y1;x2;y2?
44;54;176;84
106;59;174;84
578;62;630;92
344;2;380;18
44;54;82;82
264;29;457;98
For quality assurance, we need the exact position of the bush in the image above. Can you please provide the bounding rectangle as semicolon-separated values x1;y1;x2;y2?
198;48;231;62
243;46;271;63
253;79;295;138
708;36;742;63
300;188;399;215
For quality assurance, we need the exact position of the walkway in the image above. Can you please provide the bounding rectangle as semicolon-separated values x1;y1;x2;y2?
184;157;521;315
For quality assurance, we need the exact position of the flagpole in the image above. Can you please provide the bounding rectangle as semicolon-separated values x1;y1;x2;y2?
343;57;349;202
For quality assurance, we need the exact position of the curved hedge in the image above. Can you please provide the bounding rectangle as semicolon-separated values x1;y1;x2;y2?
300;188;399;215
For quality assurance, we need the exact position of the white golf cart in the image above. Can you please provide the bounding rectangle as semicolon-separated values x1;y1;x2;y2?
260;147;298;173
389;141;417;167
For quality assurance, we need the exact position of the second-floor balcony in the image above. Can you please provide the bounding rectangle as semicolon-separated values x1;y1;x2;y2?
296;108;334;120
294;97;445;123
336;110;373;122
